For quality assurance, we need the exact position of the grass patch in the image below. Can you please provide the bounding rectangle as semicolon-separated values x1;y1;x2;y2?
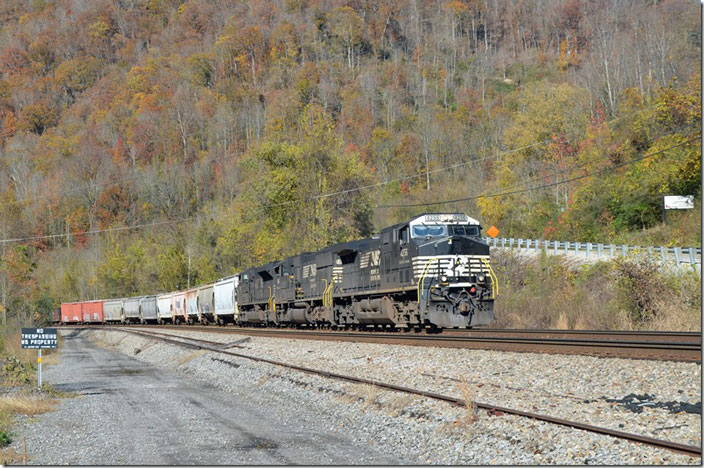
0;395;57;417
492;250;701;331
0;446;22;464
361;384;381;411
457;379;477;425
0;393;57;456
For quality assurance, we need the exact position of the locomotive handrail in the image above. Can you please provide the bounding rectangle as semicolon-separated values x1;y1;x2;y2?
321;279;328;307
321;279;333;307
267;286;276;316
480;258;499;299
417;258;436;305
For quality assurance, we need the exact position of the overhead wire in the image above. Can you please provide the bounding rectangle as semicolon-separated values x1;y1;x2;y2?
0;108;693;244
0;133;696;245
375;135;700;208
11;104;656;206
252;106;665;208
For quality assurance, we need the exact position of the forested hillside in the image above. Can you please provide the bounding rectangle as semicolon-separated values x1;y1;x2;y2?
0;0;700;321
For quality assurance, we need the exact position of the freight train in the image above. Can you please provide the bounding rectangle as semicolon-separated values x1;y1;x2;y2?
59;213;498;330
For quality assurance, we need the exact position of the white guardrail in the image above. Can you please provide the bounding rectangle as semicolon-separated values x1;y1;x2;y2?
486;237;702;269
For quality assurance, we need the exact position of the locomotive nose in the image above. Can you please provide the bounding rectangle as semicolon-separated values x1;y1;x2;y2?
424;235;489;256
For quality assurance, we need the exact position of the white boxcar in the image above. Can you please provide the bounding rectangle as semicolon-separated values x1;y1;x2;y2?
157;293;172;323
139;295;158;323
123;297;142;324
214;275;238;324
104;299;123;323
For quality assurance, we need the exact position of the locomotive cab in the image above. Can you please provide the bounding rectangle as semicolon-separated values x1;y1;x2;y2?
390;213;496;328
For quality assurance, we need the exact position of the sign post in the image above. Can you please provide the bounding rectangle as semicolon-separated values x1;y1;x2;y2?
21;328;58;391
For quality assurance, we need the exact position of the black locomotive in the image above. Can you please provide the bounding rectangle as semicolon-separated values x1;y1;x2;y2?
236;213;496;329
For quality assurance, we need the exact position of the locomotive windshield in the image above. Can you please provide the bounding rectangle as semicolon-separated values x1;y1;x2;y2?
412;225;447;237
450;225;480;237
411;224;480;238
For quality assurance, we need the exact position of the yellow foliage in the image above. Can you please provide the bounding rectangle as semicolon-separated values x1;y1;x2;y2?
88;20;111;39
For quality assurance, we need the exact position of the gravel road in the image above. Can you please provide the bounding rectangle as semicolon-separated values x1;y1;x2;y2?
9;329;403;465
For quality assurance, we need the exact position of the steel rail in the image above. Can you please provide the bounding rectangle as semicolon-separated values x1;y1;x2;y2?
132;325;701;362
88;326;701;458
68;324;701;361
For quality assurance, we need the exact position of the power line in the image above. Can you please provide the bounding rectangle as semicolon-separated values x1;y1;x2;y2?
0;219;182;245
0;115;692;244
11;104;654;206
375;135;700;208
261;110;664;208
1;128;696;244
1;134;694;245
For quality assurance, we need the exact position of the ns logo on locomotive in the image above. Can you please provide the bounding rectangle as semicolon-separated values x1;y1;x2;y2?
60;213;498;330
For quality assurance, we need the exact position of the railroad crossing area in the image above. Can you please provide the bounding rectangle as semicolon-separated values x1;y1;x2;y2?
8;327;701;465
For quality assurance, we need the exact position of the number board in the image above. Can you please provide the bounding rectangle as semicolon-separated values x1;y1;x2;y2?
21;328;58;349
424;214;469;223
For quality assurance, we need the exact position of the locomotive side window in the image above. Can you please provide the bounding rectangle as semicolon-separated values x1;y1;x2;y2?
399;226;409;243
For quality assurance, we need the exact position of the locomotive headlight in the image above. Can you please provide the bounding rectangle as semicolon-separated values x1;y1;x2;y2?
477;274;486;283
440;275;448;283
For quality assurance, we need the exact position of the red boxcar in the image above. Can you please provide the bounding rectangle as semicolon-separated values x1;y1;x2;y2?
81;300;104;323
60;302;82;323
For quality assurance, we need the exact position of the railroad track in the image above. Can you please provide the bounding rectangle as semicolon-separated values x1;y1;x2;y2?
86;325;701;362
78;326;702;458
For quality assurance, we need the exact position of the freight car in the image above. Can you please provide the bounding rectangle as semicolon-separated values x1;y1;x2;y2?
156;293;173;324
60;302;82;324
139;296;159;324
58;213;497;330
104;299;123;323
213;275;238;325
123;297;142;324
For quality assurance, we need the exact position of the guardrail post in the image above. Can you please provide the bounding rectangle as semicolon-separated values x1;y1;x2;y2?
509;238;514;249
535;239;540;252
563;241;569;255
501;238;506;248
597;244;602;258
544;240;549;253
586;243;591;258
621;245;627;257
517;238;522;249
609;245;615;258
674;247;681;264
647;246;653;256
575;242;581;256
689;247;696;265
526;239;531;250
660;246;665;264
553;241;558;254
